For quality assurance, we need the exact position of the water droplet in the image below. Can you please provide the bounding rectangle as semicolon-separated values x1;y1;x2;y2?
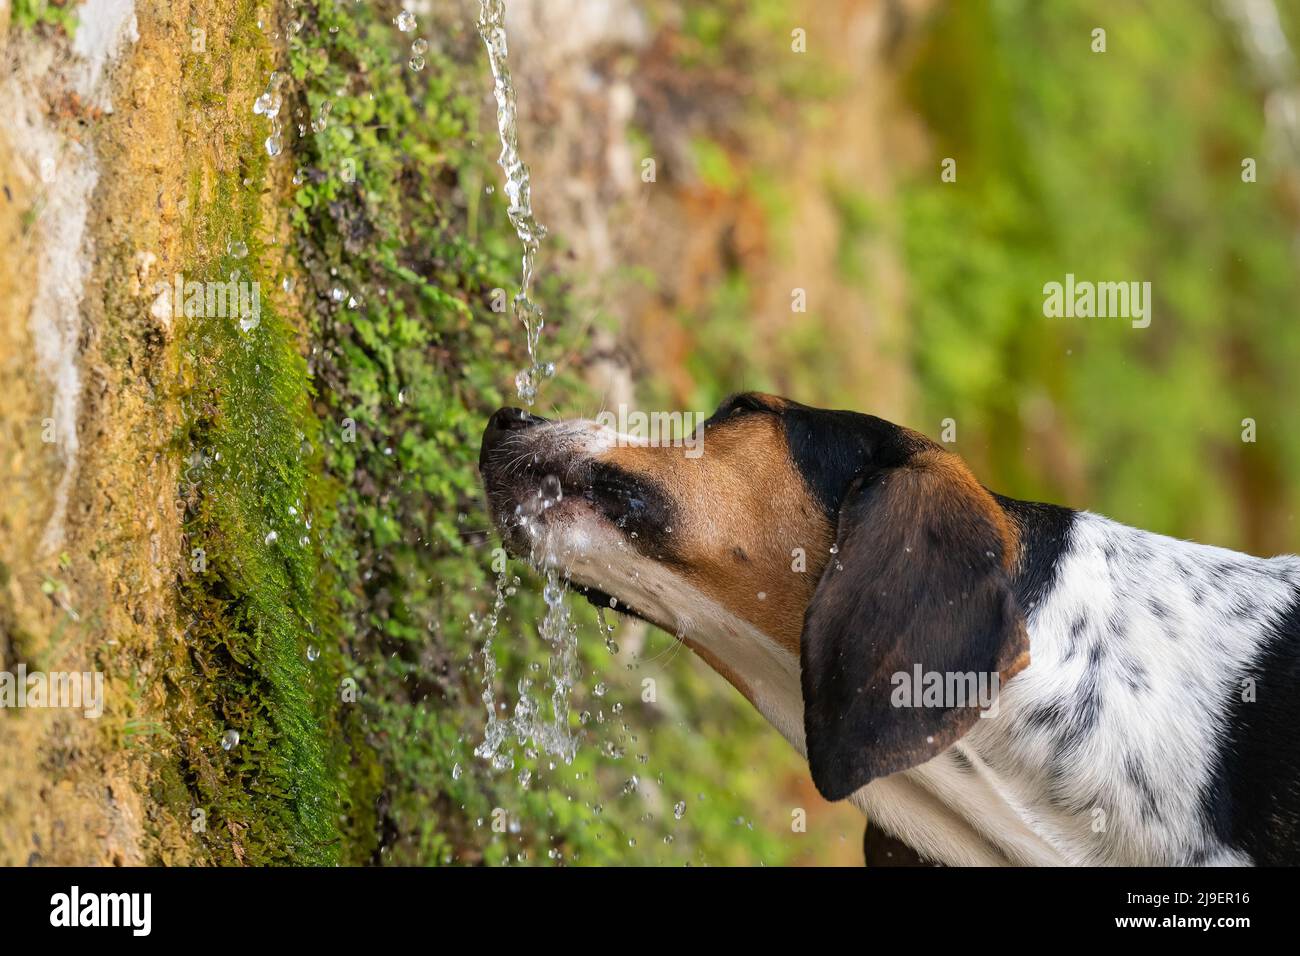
674;801;687;820
221;729;240;751
451;762;463;780
265;531;278;544
411;37;428;55
514;367;538;405
306;644;320;662
253;90;281;118
408;55;425;72
311;101;332;133
228;238;248;258
394;9;416;32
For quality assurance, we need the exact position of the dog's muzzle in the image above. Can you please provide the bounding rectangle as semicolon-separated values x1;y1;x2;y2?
479;406;558;553
479;406;549;474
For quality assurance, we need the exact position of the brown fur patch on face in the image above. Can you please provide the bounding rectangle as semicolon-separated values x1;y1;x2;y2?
592;411;1025;689
599;411;833;654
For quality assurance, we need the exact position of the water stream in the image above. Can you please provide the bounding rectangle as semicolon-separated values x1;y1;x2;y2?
476;0;553;407
473;0;582;773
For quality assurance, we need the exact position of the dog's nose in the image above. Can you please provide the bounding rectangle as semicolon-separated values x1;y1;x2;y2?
481;407;549;471
488;406;548;434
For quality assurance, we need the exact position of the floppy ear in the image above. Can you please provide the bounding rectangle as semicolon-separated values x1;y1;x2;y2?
800;450;1030;801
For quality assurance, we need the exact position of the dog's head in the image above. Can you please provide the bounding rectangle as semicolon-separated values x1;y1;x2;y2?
480;393;1030;800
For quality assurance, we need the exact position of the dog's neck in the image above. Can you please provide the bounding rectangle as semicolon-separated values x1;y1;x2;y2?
568;524;1039;864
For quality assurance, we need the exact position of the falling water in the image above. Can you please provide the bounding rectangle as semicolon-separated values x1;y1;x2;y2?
476;0;553;406
467;3;675;843
537;565;580;762
472;487;580;768
469;0;584;775
472;569;515;768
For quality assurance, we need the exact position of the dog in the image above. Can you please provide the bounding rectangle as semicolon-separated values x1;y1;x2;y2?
479;393;1300;866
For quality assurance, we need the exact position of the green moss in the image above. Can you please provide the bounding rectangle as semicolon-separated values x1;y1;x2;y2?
167;0;357;865
689;137;741;194
281;0;831;866
153;0;854;866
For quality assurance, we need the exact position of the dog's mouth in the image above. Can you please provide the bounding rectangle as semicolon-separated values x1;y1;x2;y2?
479;408;680;623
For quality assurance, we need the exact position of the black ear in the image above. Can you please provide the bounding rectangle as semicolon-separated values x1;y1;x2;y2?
800;450;1029;801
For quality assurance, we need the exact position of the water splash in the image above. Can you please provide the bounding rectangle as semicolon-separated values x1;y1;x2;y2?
472;569;515;768
476;0;553;405
470;0;579;783
473;481;581;768
537;567;580;762
469;3;659;843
